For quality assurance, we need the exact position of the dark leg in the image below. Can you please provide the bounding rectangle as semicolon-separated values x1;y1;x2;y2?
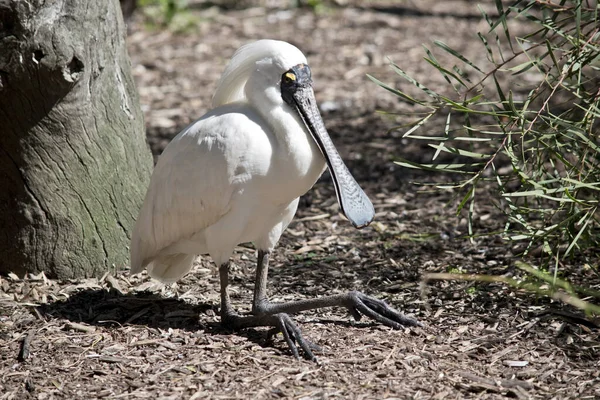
256;291;421;328
252;250;270;314
251;250;421;329
218;260;318;360
219;251;421;361
218;262;235;320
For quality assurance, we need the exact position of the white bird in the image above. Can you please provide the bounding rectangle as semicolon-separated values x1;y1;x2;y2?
130;39;419;360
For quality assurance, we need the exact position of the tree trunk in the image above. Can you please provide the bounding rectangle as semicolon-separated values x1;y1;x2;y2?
0;0;153;279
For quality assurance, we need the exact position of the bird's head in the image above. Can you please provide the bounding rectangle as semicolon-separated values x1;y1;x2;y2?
212;39;308;108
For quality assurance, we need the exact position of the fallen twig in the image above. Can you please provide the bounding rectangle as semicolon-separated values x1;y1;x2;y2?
66;321;97;333
18;331;34;361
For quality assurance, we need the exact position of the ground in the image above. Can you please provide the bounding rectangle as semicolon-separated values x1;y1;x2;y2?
1;1;599;399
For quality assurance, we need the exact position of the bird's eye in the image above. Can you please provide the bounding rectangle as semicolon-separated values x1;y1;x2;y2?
283;72;296;84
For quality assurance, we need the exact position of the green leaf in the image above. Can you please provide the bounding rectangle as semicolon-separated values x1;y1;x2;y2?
503;190;574;203
423;57;467;88
393;159;478;174
433;40;484;73
493;0;514;52
427;144;492;159
366;74;431;107
456;185;475;215
389;62;440;101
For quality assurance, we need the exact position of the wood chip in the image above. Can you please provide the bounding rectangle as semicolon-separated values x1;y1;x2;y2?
66;322;97;333
293;245;325;255
295;213;330;222
105;275;124;295
504;360;529;367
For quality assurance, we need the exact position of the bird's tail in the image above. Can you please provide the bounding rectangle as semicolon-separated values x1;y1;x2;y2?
146;253;196;284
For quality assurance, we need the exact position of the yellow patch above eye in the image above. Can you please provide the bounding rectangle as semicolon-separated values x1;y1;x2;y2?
285;72;296;81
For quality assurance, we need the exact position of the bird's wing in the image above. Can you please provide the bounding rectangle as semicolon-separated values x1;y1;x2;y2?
130;106;263;273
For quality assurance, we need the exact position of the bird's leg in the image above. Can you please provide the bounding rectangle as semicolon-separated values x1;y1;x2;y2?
218;257;318;360
218;262;236;321
252;250;320;358
252;250;270;314
251;251;421;329
247;249;420;358
219;249;420;361
256;291;421;328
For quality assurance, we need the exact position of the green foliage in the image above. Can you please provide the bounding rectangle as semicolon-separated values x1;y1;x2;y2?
294;0;333;13
372;1;599;316
466;286;478;295
424;261;600;318
371;0;600;263
139;0;198;32
447;266;464;274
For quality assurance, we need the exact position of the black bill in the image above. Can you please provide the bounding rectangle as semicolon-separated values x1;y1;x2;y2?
291;85;375;228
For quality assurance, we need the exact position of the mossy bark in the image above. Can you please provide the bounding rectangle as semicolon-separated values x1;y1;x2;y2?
0;0;153;278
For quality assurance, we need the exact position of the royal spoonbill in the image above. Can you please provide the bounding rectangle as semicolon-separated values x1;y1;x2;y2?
130;39;420;360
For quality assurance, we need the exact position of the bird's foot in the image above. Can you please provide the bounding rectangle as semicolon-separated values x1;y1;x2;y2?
267;313;321;361
345;291;422;329
221;312;320;361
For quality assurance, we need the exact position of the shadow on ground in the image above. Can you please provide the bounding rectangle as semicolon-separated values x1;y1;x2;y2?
36;287;371;356
39;289;213;331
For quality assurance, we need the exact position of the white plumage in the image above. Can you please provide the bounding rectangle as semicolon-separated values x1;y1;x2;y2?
130;40;326;282
130;40;417;360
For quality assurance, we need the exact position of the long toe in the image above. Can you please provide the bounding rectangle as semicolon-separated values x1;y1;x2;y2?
220;312;320;361
274;313;319;362
349;291;422;328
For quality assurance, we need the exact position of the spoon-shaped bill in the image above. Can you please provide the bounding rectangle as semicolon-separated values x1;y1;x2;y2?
291;86;375;228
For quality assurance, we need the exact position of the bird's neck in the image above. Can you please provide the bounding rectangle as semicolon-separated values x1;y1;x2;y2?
247;85;326;184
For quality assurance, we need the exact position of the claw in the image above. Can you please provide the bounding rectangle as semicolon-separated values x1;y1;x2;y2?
348;306;362;321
